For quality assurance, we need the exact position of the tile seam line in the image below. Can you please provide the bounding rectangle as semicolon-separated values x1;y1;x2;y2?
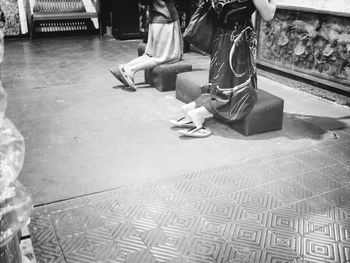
33;186;126;208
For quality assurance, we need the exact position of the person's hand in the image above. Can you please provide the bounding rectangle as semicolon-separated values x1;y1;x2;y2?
253;0;276;21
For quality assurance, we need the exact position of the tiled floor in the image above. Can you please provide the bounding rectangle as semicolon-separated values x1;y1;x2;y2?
2;35;350;262
3;36;350;206
29;140;350;262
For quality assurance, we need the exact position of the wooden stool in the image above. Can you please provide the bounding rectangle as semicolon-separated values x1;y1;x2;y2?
175;70;284;135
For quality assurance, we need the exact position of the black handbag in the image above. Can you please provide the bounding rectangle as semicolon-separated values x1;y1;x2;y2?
183;1;218;54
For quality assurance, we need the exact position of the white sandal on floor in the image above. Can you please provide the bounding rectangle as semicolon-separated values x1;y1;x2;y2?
110;67;127;86
169;117;196;128
119;65;137;91
179;126;212;138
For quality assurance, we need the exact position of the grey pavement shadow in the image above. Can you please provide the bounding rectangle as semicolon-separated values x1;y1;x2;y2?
112;82;151;91
205;113;350;140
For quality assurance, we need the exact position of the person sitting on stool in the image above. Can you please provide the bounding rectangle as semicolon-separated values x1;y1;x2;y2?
170;0;276;138
110;0;183;91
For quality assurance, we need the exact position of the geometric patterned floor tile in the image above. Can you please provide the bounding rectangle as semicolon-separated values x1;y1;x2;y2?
301;236;340;263
124;249;157;263
29;158;350;262
194;218;229;238
336;218;350;242
91;197;120;216
264;207;303;235
73;206;105;230
173;180;218;200
51;210;83;239
180;235;231;263
131;204;170;227
261;179;313;204
64;246;96;263
259;250;301;263
204;169;257;190
199;198;248;223
85;226;115;247
162;194;204;215
320;187;350;215
221;163;285;186
108;221;139;242
215;242;267;262
338;240;350;263
31;243;65;263
140;227;168;247
320;163;350;186
318;143;350;167
265;230;302;256
303;223;342;243
291;197;348;222
116;234;148;257
90;241;122;262
267;156;314;177
60;233;90;254
293;170;342;195
150;244;183;263
234;188;284;214
223;218;269;249
321;187;350;206
162;210;202;234
294;150;339;170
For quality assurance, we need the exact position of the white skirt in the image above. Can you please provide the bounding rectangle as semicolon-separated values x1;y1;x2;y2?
145;20;183;64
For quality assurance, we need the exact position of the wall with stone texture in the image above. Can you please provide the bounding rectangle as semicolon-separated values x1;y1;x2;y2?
256;0;350;92
277;0;350;14
0;0;21;36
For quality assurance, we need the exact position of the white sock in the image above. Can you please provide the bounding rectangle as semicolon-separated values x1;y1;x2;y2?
181;103;196;122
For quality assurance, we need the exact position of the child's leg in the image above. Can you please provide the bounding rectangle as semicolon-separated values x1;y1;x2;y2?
187;106;213;128
180;102;197;121
123;55;149;68
123;54;158;76
111;56;150;86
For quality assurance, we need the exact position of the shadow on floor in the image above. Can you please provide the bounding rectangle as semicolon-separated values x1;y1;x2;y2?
203;113;350;140
112;82;152;91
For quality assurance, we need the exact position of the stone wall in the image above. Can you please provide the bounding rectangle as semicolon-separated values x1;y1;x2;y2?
0;0;21;36
277;0;350;14
256;4;350;92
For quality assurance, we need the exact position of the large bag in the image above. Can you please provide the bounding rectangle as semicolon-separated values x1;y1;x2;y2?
183;1;218;54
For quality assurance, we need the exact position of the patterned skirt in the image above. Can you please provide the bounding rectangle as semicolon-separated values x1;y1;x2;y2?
144;20;183;64
195;20;258;123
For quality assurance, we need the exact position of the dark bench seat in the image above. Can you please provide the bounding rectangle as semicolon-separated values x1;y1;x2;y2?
175;70;284;136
